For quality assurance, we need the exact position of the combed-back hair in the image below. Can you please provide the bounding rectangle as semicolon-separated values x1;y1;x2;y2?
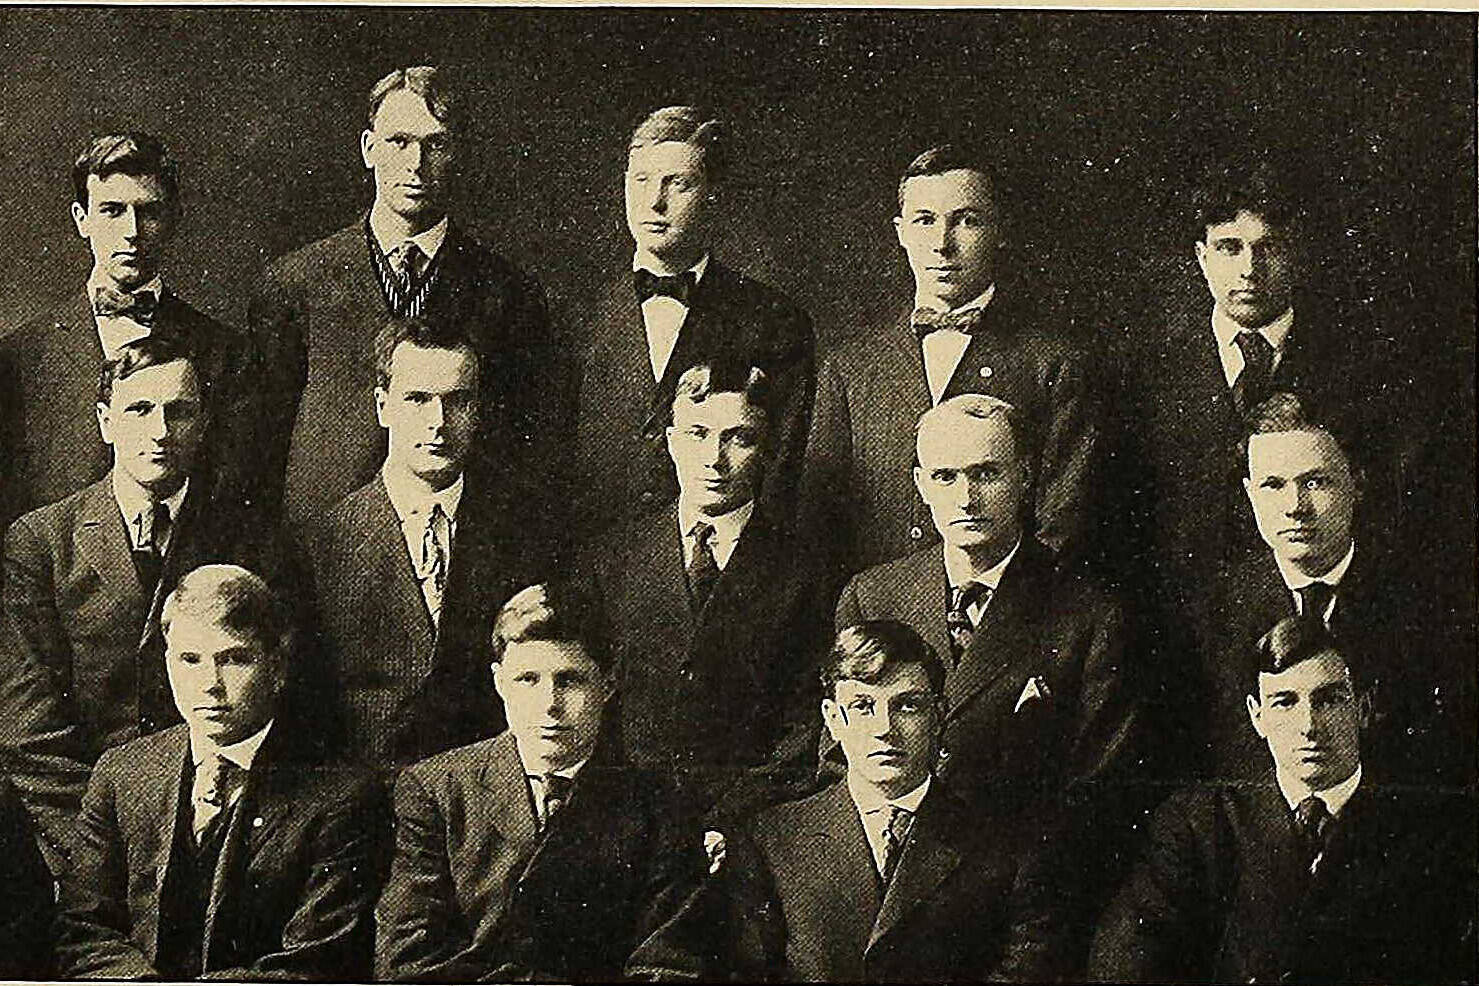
628;106;728;183
1240;390;1359;478
822;621;946;700
671;360;773;423
896;143;999;215
161;564;292;655
1191;155;1304;242
373;316;480;391
492;580;615;675
1252;615;1358;687
96;332;205;407
367;65;464;134
72;133;179;210
915;392;1031;466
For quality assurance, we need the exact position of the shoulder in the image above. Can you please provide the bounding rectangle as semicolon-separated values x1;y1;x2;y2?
402;732;508;794
96;724;188;780
322;478;386;531
746;783;843;852
707;260;809;323
8;482;97;545
263;222;364;286
442;227;544;300
582;507;672;573
852;545;937;595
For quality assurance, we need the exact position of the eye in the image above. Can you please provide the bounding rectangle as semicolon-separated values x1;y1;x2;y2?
386;135;409;149
1259;477;1284;490
1269;695;1296;708
424;134;451;153
725;430;757;449
125;401;153;416
514;671;538;685
685;426;708;440
1215;239;1243;255
913;215;935;226
1303;477;1327;490
967;465;1002;482
931;469;956;483
99;204;124;218
848;697;875;715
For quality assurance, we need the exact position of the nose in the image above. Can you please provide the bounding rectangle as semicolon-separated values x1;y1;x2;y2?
1290;698;1317;739
543;683;565;719
1288;482;1314;518
870;704;896;740
145;405;168;442
650;179;670;215
425;396;446;432
930;221;955;258
405;140;424;175
204;661;228;698
121;206;139;242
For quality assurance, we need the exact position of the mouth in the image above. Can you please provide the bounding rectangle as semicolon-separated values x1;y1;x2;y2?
640;221;670;233
867;749;906;763
951;517;990;528
1278;528;1314;541
418;442;452;457
195;706;232;717
927;265;961;278
1296;747;1332;761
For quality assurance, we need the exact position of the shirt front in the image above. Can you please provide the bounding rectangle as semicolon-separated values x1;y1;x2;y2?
382;465;464;620
88;272;164;358
1276;761;1362;818
518;749;590;828
678;498;754;571
369;211;449;268
916;283;996;404
942;536;1021;627
1211;304;1295;389
1274;540;1355;625
847;772;931;877
188;718;274;816
111;471;189;555
633;252;710;383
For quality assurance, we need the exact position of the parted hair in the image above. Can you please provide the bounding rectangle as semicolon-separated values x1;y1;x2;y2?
1253;615;1358;686
628;106;728;182
162;564;293;656
822;621;947;700
897;143;999;215
915;392;1032;466
96;333;205;407
373;316;480;391
491;581;615;675
367;65;464;134
72;133;179;210
1191;155;1304;242
672;360;773;424
1240;391;1360;479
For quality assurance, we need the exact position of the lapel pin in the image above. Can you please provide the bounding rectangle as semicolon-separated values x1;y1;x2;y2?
252;816;264;828
979;366;993;378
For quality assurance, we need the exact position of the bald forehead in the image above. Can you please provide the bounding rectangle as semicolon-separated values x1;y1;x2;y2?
916;405;1018;466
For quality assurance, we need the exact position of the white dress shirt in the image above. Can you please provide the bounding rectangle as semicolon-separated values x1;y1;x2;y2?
1276;762;1362;818
678;498;754;572
189;718;274;833
111;471;188;556
382;465;463;621
1274;540;1355;624
88;272;163;358
634;252;709;383
519;753;589;828
1211;304;1295;389
369;210;449;269
942;536;1021;627
847;772;931;877
917;283;996;404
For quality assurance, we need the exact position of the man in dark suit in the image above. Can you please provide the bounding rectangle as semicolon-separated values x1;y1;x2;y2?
0;132;252;527
1090;617;1477;984
800;143;1096;581
55;564;387;981
579;359;828;820
2;334;293;870
249;66;552;528
717;620;1058;982
310;317;542;769
375;581;710;983
566;105;814;540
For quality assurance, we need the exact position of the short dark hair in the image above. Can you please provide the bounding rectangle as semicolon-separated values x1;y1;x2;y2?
72;133;179;211
1252;616;1356;687
96;333;204;407
821;621;947;700
628;106;728;183
491;581;615;675
1240;391;1358;478
897;144;999;215
162;564;292;656
367;66;464;135
373;317;479;391
1192;156;1303;243
671;360;773;425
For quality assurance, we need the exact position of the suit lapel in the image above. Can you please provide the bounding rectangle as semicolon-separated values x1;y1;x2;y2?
881;308;934;409
883;551;952;674
475;733;540;864
74;478;145;604
140;731;191;964
868;786;962;954
201;765;264;966
805;784;882;967
944;544;1045;719
635;503;695;630
357;478;437;653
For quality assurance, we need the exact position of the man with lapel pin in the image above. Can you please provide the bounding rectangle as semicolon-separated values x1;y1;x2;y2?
1090;617;1477;984
717;620;1059;982
249;65;553;528
580;359;828;820
566;105;814;541
55;564;386;981
0;132;252;527
1;334;293;873
800;143;1096;583
310;316;542;770
375;582;711;983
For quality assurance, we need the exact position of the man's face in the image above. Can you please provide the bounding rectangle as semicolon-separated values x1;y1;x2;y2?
1247;651;1363;791
376;341;479;487
1244;429;1358;576
894;169;1000;309
1195;209;1298;329
914;412;1028;559
361;88;454;222
494;640;612;774
71;173;176;291
665;391;766;517
96;359;205;495
823;663;941;799
625;140;712;265
165;611;283;746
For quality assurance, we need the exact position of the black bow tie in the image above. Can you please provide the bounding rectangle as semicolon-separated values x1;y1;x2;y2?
635;268;697;305
93;284;159;325
912;305;985;338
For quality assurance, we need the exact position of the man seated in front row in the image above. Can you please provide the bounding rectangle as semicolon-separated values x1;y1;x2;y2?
1090;617;1477;984
55;564;387;981
374;582;711;983
716;620;1059;982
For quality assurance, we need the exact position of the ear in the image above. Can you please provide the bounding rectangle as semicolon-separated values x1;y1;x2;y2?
893;215;906;249
1193;238;1208;276
1246;693;1266;738
912;465;927;503
1355;687;1374;731
95;402;113;446
71;201;89;239
1242;475;1255;509
360;129;376;170
821;698;844;745
490;661;507;701
374;387;388;428
664;425;679;461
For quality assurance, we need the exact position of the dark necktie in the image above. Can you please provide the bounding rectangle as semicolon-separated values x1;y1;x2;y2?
634;268;697;305
880;805;915;885
1293;794;1332;870
193;754;242;844
912;305;986;338
131;502;171;596
93;284;159;326
686;521;721;612
390;241;426;287
1296;581;1336;628
536;773;573;830
945;582;991;665
1231;329;1276;413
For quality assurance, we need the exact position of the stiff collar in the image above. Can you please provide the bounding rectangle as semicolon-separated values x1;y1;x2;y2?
943;535;1022;591
381;464;464;527
111;471;188;538
191;718;274;774
1212;303;1295;354
913;281;996;318
1275;539;1355;592
1276;762;1362;818
633;250;710;284
515;743;591;783
369;210;449;264
848;771;931;817
678;497;754;543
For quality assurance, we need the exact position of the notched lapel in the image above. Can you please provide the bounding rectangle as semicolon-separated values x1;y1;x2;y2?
475;739;539;866
944;566;1035;720
868;794;962;953
74;481;144;603
356;480;438;650
140;735;190;964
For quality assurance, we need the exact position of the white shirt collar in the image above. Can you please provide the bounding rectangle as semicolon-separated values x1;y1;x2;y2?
679;497;754;545
633;250;710;285
88;271;164;305
1276;762;1362;818
847;771;931;817
111;471;188;550
191;718;274;773
516;745;590;783
943;536;1022;591
1275;540;1356;592
369;211;449;265
381;464;464;526
1212;303;1295;354
913;281;996;317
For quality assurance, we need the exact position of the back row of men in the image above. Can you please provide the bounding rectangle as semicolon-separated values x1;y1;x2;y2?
0;64;1471;981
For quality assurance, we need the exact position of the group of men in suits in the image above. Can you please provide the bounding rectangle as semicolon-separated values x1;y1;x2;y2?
0;59;1470;982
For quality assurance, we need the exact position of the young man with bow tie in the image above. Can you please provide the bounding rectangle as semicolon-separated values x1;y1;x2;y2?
565;105;814;542
0;132;253;527
1090;617;1477;984
55;564;386;981
375;582;711;983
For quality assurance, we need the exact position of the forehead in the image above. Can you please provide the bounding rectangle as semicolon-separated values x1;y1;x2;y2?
165;609;263;653
86;171;169;206
500;639;601;676
110;359;199;404
387;341;478;388
673;391;763;429
900;169;996;213
917;410;1017;467
1257;651;1351;695
1204;209;1287;242
1247;428;1350;476
834;662;935;701
371;87;447;135
627;139;706;175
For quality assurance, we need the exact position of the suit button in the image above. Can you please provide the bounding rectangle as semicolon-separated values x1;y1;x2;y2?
909;525;923;540
979;365;994;379
640;490;656;504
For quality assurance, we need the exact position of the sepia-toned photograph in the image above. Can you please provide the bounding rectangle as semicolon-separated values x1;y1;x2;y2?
0;5;1472;982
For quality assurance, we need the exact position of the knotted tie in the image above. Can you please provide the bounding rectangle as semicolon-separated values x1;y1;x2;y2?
537;773;573;830
1296;581;1336;629
93;284;159;326
192;754;241;843
945;582;991;665
880;805;915;885
686;521;721;612
912;305;986;338
1293;794;1332;871
1231;329;1275;413
634;268;697;305
418;503;449;624
389;240;426;288
131;501;172;597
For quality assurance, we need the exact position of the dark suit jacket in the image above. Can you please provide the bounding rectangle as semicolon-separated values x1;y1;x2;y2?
248;218;553;528
55;723;387;981
0;284;254;527
1089;773;1478;984
579;503;830;820
309;474;542;770
0;776;57;979
374;731;709;983
800;289;1097;582
721;778;1057;982
565;260;814;542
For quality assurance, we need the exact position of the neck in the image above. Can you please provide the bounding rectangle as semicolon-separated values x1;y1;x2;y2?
384;456;461;496
915;279;991;313
850;766;928;803
117;467;183;504
91;265;155;293
945;533;1018;577
1287;538;1352;580
371;200;444;242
